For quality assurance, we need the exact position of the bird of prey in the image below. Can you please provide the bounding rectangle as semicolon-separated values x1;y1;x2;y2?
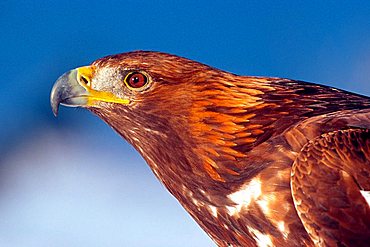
50;51;370;246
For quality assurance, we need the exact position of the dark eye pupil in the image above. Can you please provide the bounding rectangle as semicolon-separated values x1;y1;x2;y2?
132;76;140;84
127;72;147;88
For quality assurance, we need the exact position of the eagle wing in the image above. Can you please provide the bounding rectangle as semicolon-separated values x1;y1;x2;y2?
291;128;370;246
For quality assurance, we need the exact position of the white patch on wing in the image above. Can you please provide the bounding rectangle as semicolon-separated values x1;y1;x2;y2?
277;221;288;239
209;205;218;218
227;178;261;215
256;196;270;215
226;206;237;215
360;190;370;206
247;226;273;247
192;198;200;206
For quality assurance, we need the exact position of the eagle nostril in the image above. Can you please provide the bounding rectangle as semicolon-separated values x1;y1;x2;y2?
79;75;90;86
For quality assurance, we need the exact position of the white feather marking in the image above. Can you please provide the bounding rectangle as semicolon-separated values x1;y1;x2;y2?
192;198;199;206
226;206;237;215
256;196;270;215
360;190;370;206
277;221;288;239
128;129;136;134
227;178;262;215
136;146;144;154
209;205;218;218
143;127;166;137
247;226;273;247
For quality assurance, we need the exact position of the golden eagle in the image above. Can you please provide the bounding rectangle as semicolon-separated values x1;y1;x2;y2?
51;51;370;246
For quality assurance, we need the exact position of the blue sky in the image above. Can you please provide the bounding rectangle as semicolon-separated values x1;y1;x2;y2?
1;1;370;246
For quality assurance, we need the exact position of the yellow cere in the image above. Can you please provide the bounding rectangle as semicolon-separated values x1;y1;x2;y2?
77;66;95;86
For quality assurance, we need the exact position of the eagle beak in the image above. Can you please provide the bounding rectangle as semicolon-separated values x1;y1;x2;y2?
51;66;129;116
50;66;92;116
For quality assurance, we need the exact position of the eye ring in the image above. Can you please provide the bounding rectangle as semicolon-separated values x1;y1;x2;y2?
124;71;149;90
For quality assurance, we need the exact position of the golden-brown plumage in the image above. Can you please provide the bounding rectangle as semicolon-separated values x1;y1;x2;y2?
50;51;370;246
292;129;370;246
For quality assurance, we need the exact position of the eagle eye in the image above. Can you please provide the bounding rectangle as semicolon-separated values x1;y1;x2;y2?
124;72;148;90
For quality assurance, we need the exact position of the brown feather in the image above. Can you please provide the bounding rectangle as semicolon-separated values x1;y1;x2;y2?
60;51;370;246
292;129;370;246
